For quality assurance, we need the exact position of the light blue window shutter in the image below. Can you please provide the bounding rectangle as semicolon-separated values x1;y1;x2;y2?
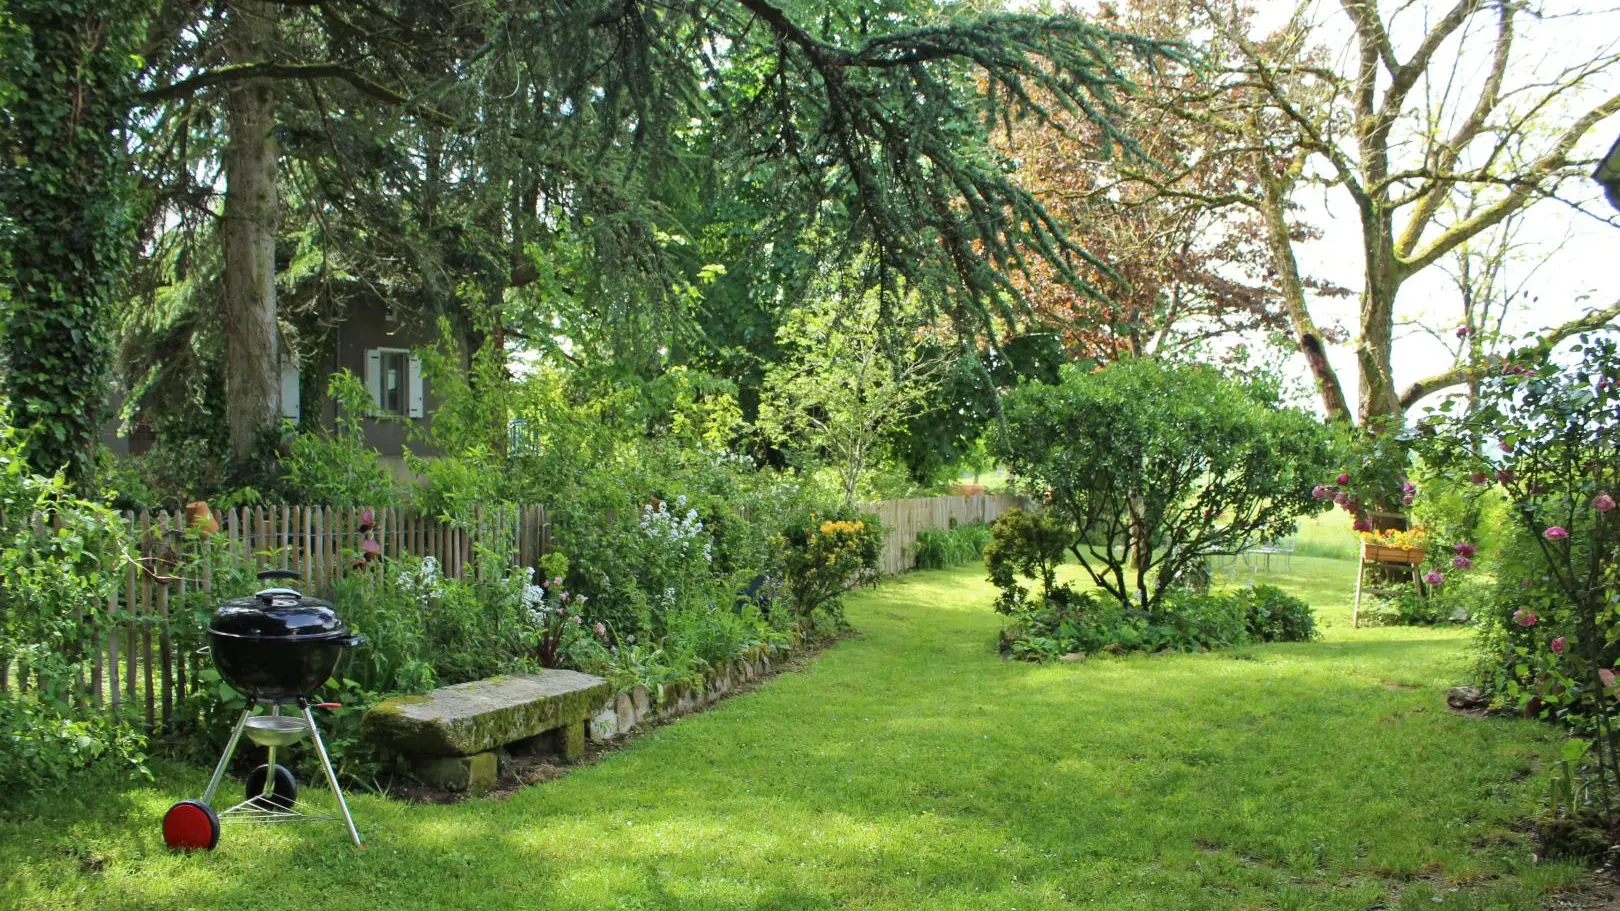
280;364;301;423
407;355;424;418
365;349;382;414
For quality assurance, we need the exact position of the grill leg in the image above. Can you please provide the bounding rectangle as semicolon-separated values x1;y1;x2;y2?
202;707;252;806
261;705;281;797
302;702;362;848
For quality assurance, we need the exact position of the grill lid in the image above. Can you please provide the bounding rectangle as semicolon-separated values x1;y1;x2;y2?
210;570;348;640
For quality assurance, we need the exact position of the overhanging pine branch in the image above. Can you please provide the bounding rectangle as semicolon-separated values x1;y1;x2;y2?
137;62;455;126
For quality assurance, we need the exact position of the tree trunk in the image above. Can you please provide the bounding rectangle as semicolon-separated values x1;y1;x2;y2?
1356;210;1403;426
221;0;280;458
1256;161;1352;422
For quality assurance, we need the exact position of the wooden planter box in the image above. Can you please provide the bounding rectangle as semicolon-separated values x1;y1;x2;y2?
1362;542;1427;566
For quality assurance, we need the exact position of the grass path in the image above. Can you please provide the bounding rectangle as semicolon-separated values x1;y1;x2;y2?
0;560;1585;910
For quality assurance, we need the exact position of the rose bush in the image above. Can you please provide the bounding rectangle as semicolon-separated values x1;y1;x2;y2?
1417;331;1620;827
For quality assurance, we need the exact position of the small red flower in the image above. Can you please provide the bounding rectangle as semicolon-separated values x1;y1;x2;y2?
1336;473;1351;486
1513;609;1537;628
1424;570;1445;585
1551;637;1567;655
1544;526;1569;540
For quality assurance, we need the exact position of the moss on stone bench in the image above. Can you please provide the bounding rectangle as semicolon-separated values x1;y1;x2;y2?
363;670;611;792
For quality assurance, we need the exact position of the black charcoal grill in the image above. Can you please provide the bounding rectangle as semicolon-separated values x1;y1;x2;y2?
162;570;366;851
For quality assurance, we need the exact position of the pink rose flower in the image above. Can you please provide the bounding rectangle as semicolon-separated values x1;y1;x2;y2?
1595;492;1615;513
1336;473;1351;486
1551;637;1566;655
1545;526;1569;540
1402;494;1415;506
1312;485;1328;500
1453;556;1472;570
1456;326;1471;338
1470;472;1488;486
1352;518;1372;533
1424;570;1445;585
1402;481;1417;495
1513;609;1537;628
1496;469;1516;484
1453;542;1477;557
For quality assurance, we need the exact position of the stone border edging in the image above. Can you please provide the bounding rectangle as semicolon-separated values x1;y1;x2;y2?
584;627;812;744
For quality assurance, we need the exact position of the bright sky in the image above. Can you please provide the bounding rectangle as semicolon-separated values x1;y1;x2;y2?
1253;1;1620;414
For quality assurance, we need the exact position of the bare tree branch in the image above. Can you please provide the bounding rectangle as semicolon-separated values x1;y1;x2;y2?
1398;299;1620;410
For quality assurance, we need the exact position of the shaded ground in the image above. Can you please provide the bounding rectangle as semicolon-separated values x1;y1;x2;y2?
0;558;1586;910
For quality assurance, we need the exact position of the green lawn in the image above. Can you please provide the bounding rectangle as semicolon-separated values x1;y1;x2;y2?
0;557;1585;910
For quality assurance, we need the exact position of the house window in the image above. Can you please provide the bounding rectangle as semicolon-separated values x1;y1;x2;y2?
365;348;424;418
380;351;407;415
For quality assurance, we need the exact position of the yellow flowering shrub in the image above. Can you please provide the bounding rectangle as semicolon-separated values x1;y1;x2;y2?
777;511;881;621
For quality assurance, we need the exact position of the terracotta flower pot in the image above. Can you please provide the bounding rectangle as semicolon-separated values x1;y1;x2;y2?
184;501;219;535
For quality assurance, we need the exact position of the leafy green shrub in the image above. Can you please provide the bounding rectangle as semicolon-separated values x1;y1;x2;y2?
998;584;1315;661
984;507;1069;614
1231;585;1317;642
992;360;1338;614
0;417;148;790
914;523;992;570
0;695;148;792
282;372;399;507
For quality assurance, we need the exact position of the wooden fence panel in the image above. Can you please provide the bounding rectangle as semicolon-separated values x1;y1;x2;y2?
858;493;1030;575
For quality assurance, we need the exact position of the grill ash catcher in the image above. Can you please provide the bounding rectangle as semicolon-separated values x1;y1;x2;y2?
162;569;367;851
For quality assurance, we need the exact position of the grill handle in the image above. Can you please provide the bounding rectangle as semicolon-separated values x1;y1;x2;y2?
341;634;368;649
257;569;302;582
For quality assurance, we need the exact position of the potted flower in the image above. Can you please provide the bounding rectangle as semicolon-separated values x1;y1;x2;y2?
1357;526;1430;566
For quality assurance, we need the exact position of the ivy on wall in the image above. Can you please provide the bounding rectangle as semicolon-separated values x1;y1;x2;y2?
0;3;147;485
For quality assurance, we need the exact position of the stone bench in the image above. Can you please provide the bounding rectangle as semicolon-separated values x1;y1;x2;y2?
362;669;611;794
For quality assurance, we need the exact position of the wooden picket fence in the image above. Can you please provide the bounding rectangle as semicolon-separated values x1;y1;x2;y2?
2;494;1021;732
860;493;1030;576
0;504;551;732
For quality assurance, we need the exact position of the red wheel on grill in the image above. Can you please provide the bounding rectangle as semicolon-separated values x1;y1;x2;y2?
162;800;220;852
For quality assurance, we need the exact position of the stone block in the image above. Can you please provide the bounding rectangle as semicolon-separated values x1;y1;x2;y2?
589;707;618;742
631;686;651;721
364;669;610;757
561;720;585;761
615;692;636;733
414;751;498;795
